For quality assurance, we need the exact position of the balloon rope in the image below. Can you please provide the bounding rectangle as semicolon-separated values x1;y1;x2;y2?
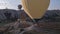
32;19;36;24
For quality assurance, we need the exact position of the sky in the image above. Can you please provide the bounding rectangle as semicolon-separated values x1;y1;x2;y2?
0;0;21;10
0;0;60;10
48;0;60;10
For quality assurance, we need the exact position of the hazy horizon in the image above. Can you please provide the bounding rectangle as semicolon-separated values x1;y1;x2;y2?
0;0;60;10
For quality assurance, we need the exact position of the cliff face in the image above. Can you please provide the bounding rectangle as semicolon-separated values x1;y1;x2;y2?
0;9;60;21
0;9;60;34
0;9;32;23
0;9;17;20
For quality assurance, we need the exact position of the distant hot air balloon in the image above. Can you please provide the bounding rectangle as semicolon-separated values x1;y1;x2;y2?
22;0;50;22
18;5;22;10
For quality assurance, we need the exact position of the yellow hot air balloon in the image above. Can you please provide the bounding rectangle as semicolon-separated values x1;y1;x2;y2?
22;0;50;19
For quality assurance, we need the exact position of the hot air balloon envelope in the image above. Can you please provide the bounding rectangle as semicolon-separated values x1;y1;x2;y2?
22;0;50;19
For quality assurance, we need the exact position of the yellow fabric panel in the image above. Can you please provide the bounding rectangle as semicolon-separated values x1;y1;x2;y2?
22;0;50;19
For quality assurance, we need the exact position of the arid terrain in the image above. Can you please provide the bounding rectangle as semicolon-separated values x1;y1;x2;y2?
0;9;60;34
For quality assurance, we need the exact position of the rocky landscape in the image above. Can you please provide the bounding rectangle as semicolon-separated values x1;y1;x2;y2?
0;9;60;34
